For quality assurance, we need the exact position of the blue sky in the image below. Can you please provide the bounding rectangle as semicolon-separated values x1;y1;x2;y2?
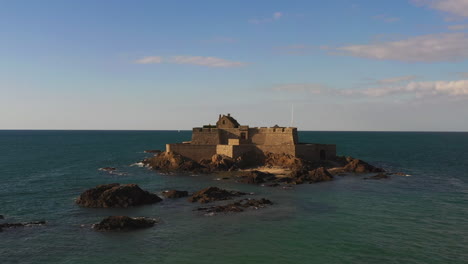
1;0;468;131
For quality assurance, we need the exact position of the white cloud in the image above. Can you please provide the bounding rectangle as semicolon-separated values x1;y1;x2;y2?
412;0;468;18
249;12;284;24
373;14;400;23
134;56;247;68
134;56;163;64
273;80;468;99
448;24;468;30
336;33;468;62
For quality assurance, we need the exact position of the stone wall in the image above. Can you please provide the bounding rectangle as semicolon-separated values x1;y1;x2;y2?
295;144;336;161
166;143;217;162
249;127;297;145
191;128;220;145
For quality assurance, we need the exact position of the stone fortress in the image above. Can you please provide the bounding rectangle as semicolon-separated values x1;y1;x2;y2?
166;114;336;163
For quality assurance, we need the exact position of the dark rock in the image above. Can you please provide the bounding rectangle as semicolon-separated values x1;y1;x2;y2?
264;152;307;170
0;221;46;231
364;173;390;180
76;183;162;208
343;157;384;173
93;216;157;231
188;187;246;203
144;149;162;154
237;170;276;184
162;190;189;199
0;215;4;220
197;198;273;213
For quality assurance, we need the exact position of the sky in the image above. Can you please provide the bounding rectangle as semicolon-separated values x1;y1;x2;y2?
1;0;468;131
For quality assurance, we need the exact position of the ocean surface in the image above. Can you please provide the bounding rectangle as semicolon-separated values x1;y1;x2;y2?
0;130;467;264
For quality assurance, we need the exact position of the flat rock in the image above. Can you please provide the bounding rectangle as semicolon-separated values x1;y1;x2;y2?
93;216;157;231
197;198;273;214
76;183;162;208
162;190;189;199
188;187;246;203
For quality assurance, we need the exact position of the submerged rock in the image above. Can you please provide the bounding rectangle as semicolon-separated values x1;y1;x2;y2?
144;149;162;154
0;221;46;232
364;173;390;180
188;187;246;203
0;215;4;220
99;167;117;172
162;190;189;199
197;198;273;214
76;183;162;208
93;216;157;231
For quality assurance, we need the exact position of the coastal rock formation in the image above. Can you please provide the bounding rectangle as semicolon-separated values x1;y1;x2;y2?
143;152;202;172
237;170;276;184
0;221;46;232
264;152;306;170
93;216;158;231
286;167;333;184
188;187;246;203
197;198;273;214
162;190;189;199
364;173;390;180
76;183;162;208
343;157;384;173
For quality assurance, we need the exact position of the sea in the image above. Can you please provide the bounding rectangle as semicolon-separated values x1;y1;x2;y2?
0;130;467;264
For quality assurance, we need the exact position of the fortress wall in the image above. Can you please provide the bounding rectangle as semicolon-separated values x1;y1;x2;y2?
216;145;233;157
249;127;297;145
295;144;336;161
166;143;216;162
256;145;296;156
191;128;220;145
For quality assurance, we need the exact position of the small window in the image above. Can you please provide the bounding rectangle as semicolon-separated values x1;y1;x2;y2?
222;120;225;124
240;132;246;140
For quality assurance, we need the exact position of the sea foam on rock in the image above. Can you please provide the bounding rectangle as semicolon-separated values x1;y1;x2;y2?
76;183;162;208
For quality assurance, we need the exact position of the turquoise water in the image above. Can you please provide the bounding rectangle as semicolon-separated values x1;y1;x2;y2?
1;130;467;264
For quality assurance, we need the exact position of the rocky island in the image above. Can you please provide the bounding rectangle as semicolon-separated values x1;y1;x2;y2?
142;114;386;185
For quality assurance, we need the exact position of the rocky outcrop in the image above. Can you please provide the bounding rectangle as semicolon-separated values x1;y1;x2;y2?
143;152;202;172
237;170;276;184
343;157;384;173
76;183;162;208
264;152;306;170
0;221;46;232
364;173;390;180
188;187;246;203
284;167;333;184
162;190;189;199
197;198;273;214
93;216;157;231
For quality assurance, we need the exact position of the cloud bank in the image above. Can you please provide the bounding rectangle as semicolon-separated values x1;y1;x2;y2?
135;56;247;68
412;0;468;18
336;33;468;62
273;79;468;99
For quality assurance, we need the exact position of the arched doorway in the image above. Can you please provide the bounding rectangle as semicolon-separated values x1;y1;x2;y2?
320;150;326;160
